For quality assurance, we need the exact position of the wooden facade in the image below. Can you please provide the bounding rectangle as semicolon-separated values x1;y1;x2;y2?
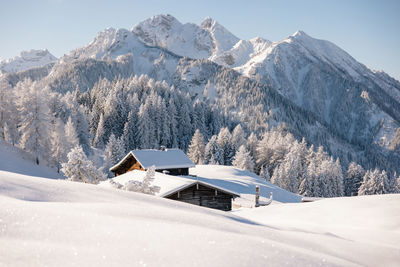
113;154;144;176
164;183;239;211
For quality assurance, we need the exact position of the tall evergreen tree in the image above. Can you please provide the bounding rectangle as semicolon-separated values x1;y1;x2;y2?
187;129;206;164
231;124;246;152
204;135;223;164
93;113;106;149
232;145;255;172
217;127;234;165
104;134;126;175
345;162;365;196
16;80;51;165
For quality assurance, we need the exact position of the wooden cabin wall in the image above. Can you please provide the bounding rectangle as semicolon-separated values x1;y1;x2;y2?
166;184;233;211
114;156;143;176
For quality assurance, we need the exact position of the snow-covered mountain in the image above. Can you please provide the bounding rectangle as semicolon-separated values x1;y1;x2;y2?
4;14;400;173
132;14;240;60
0;49;57;74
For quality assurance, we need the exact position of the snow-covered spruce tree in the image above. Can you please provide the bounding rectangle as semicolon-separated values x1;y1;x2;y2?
217;127;234;165
305;160;320;197
137;101;152;149
16;79;51;165
231;124;246;152
188;129;206;164
256;129;293;176
167;98;178;148
104;134;126;175
271;148;301;193
93;113;106;149
0;80;18;145
259;165;270;182
65;116;79;152
345;162;365;196
122;110;137;151
232;145;255;172
204;135;223;164
123;166;160;195
333;158;344;197
387;172;400;194
49;118;69;172
246;132;259;162
61;146;106;184
358;169;389;195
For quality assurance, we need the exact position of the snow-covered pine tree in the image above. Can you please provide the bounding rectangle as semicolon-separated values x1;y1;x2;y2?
65;116;79;151
345;162;365;196
104;134;126;174
333;158;344;197
204;135;223;164
122;110;137;151
187;129;206;164
137;101;153;149
387;172;400;194
93;113;106;149
231;124;246;152
177;100;192;151
358;168;389;195
16;79;51;165
61;146;106;184
271;148;301;193
232;145;255;172
246;132;259;163
217;127;234;165
0;80;18;145
49;118;69;172
167;99;178;148
259;165;270;182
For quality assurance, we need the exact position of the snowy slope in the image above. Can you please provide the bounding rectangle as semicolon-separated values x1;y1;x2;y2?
0;139;63;179
100;165;301;206
1;169;399;266
234;194;400;267
0;49;57;74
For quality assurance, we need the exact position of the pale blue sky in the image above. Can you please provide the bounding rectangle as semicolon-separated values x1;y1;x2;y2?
1;0;399;80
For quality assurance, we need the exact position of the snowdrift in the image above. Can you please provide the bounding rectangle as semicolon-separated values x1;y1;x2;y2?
1;170;400;266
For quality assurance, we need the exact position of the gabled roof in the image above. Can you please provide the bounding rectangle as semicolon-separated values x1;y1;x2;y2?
160;180;240;198
110;149;195;172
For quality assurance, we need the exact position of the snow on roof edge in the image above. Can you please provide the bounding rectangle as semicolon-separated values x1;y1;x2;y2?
161;180;240;198
109;149;195;172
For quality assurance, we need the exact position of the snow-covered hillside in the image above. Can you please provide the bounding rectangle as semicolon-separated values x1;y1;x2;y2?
0;139;63;179
234;194;400;267
100;165;301;206
1;168;399;266
0;49;57;74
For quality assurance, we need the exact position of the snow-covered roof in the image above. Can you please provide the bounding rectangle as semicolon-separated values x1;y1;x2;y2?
161;180;240;198
110;149;195;172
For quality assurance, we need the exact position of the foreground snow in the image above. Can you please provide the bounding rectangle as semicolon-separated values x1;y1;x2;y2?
1;169;400;266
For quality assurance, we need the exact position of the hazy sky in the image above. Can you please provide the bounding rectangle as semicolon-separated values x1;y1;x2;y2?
1;0;399;79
